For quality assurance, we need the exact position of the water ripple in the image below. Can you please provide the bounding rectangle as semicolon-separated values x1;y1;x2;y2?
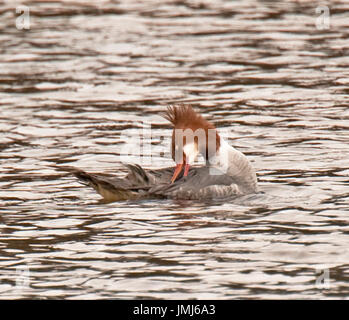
0;0;348;299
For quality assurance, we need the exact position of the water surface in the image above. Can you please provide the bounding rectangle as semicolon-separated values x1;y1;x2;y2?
0;0;349;299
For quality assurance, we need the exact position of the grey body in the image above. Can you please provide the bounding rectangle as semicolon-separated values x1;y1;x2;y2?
68;105;258;202
71;159;258;202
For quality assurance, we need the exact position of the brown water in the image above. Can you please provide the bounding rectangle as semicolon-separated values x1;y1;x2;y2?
0;0;349;299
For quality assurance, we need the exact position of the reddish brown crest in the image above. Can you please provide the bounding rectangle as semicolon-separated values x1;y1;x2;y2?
163;104;220;161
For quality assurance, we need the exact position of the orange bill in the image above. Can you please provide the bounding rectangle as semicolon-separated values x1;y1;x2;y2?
183;164;190;177
171;163;183;184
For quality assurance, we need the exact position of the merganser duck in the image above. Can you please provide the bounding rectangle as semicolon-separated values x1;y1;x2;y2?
69;105;258;201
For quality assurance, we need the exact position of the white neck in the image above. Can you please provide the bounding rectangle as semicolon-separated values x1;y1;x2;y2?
208;137;258;193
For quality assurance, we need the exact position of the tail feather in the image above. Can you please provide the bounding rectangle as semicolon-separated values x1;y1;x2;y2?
62;166;140;201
